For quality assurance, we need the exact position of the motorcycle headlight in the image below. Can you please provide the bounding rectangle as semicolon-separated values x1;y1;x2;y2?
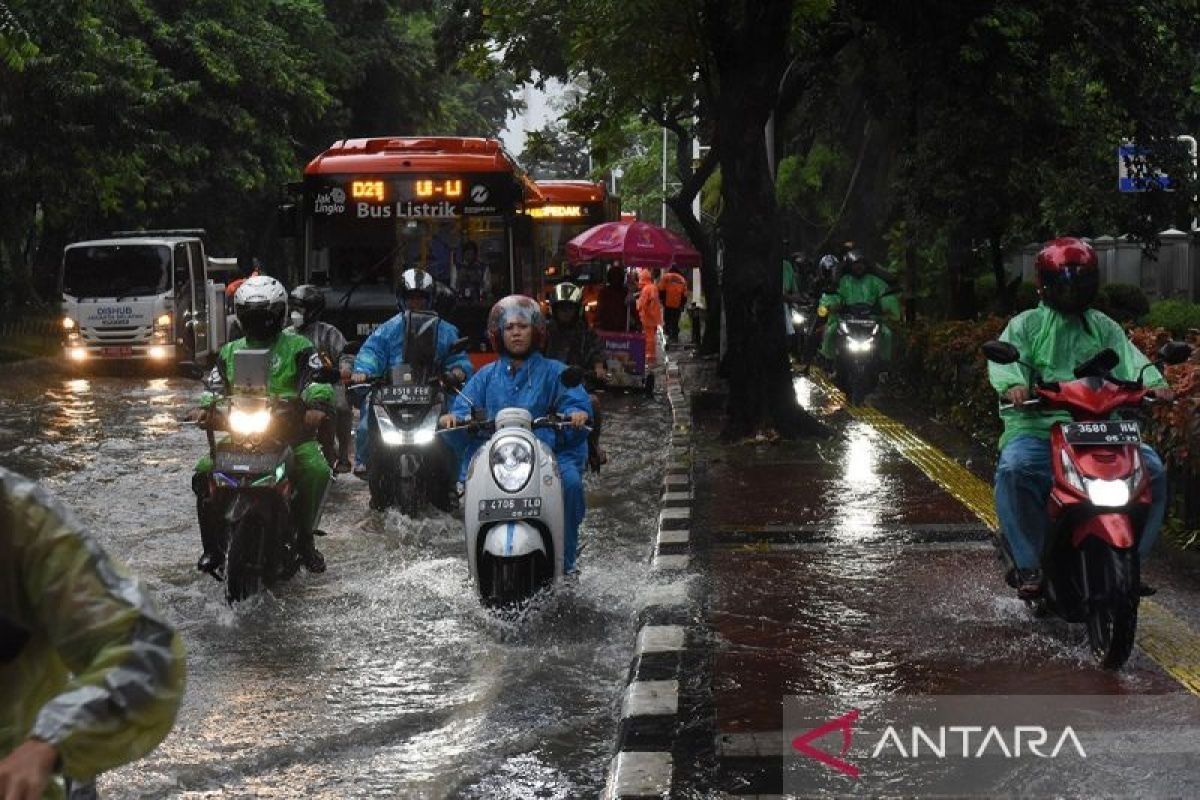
490;435;533;493
229;406;272;435
1085;478;1131;507
791;310;804;326
847;338;875;353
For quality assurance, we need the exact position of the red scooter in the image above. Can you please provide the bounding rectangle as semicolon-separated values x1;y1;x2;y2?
982;339;1190;668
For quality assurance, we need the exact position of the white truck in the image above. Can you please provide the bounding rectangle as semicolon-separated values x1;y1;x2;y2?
59;230;229;369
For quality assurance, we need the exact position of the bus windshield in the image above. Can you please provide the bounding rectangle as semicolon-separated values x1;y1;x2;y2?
62;244;170;299
309;215;513;305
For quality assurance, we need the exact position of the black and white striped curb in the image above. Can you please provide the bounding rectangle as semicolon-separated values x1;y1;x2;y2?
606;358;695;799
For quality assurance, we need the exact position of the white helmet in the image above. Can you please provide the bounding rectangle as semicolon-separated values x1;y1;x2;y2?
234;275;288;341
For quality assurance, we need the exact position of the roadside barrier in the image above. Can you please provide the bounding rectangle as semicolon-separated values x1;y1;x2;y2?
606;356;696;799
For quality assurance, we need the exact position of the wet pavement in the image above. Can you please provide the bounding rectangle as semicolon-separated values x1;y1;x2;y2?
0;358;676;798
674;356;1200;798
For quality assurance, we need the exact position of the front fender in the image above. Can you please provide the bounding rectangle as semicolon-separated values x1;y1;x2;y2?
1070;513;1136;550
482;521;545;558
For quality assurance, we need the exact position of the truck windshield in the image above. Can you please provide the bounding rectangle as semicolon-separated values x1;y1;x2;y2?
62;244;170;298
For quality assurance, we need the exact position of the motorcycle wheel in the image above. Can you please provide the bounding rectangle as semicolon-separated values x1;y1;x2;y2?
485;554;539;609
367;466;391;511
397;475;424;517
1083;544;1139;669
225;514;267;604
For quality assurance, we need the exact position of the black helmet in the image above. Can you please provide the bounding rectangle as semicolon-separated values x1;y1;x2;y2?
551;282;583;309
234;275;288;342
289;284;325;327
398;268;435;310
845;249;868;275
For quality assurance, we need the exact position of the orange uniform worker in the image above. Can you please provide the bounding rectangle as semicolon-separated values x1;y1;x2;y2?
658;268;688;343
636;268;663;367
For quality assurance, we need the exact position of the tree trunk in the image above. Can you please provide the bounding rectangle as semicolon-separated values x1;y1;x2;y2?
705;0;822;439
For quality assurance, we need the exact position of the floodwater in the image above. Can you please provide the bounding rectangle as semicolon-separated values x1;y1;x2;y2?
0;359;674;798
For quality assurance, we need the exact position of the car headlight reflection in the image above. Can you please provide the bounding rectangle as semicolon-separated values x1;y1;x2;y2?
229;407;272;435
490;435;533;493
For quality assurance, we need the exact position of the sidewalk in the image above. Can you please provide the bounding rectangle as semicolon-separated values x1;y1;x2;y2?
661;349;1200;798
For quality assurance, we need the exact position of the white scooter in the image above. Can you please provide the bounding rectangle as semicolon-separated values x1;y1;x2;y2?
450;368;586;608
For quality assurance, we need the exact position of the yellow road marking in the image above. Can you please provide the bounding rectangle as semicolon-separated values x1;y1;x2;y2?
805;372;1200;695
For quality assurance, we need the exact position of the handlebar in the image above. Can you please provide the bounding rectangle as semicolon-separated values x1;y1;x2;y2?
437;414;592;435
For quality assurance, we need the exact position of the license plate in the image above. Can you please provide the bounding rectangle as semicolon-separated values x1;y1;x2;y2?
478;497;542;522
380;384;433;404
1063;420;1141;446
214;450;283;474
101;346;133;357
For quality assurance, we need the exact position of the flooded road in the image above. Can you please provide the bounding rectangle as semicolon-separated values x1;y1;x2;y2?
0;359;673;798
676;365;1200;798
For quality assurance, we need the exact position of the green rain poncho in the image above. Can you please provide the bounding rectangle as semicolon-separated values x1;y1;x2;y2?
988;303;1166;451
195;329;335;536
818;273;900;360
1;468;185;798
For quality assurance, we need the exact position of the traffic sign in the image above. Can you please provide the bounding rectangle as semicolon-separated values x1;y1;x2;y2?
1118;143;1172;192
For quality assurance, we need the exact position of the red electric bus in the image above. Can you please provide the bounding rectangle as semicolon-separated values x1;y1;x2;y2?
288;136;543;351
530;180;620;294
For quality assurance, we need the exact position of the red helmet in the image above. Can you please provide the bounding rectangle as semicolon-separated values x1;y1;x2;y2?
1035;237;1099;314
487;295;546;354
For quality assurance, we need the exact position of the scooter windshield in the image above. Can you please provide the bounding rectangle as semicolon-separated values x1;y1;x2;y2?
402;311;441;381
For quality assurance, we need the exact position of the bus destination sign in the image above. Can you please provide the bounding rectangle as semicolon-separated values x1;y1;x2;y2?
310;175;513;220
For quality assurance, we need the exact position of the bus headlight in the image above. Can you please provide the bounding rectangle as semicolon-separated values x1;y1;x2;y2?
490;436;533;493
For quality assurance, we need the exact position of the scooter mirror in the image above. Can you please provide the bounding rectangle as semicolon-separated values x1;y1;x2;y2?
1074;347;1119;379
560;366;585;388
981;340;1020;365
1159;341;1192;365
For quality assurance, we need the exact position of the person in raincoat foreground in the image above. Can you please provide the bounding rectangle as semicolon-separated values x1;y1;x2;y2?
439;295;593;573
350;268;473;479
1;467;185;800
989;238;1172;599
191;275;334;575
635;268;662;367
818;250;900;363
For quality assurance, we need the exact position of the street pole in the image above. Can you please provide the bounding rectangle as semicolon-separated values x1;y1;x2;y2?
662;127;669;227
1178;134;1198;232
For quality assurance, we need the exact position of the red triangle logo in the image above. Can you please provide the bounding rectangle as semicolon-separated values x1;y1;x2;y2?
791;709;861;779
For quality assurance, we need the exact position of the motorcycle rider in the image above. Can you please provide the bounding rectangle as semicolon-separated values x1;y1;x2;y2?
439;295;592;573
1;467;185;800
191;275;334;575
818;249;900;365
990;237;1172;599
545;282;608;471
350;268;473;480
289;284;353;473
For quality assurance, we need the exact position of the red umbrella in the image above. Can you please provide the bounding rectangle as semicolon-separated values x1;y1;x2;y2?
566;220;701;268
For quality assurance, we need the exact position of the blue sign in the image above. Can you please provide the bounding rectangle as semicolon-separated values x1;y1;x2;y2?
1118;144;1172;192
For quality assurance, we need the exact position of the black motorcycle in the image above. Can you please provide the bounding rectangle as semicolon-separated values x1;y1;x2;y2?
351;311;466;514
198;350;325;603
832;301;885;405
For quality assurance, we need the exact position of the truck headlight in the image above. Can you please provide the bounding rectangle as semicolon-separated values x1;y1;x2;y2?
490;436;533;493
155;313;171;328
62;317;76;330
229;407;271;435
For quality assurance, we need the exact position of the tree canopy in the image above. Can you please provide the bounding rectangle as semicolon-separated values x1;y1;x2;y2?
0;0;518;307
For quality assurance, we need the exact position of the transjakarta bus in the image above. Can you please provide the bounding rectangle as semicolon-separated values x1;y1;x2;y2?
290;136;543;354
529;180;620;294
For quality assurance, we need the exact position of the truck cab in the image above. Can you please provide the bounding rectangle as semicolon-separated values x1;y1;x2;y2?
59;230;228;368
